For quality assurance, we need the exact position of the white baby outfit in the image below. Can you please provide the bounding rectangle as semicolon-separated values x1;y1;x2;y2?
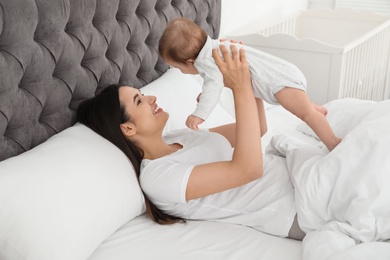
140;129;296;237
192;36;307;120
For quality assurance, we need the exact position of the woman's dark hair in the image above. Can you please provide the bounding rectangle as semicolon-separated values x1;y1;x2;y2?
77;84;185;224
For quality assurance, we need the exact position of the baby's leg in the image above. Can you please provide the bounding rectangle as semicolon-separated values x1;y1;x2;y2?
255;97;268;137
275;87;341;151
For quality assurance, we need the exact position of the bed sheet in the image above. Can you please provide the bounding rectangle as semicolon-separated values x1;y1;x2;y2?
87;214;302;260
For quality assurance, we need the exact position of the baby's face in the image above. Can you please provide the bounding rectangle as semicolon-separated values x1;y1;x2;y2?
165;58;199;75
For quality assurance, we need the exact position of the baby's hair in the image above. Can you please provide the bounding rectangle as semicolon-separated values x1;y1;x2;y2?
159;17;207;63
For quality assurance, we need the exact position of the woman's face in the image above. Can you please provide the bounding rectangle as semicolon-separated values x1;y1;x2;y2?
119;86;168;137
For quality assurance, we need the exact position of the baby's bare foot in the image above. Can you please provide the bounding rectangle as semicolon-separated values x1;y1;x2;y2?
313;103;328;116
327;137;342;151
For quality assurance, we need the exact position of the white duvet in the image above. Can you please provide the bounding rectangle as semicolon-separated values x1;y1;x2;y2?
267;99;390;260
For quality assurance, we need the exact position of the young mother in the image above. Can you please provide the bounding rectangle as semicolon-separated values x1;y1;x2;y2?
77;45;304;240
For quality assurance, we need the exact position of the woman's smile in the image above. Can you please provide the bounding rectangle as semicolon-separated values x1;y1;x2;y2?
153;105;163;114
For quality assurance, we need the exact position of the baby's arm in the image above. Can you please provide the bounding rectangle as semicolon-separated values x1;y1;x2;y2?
191;61;224;122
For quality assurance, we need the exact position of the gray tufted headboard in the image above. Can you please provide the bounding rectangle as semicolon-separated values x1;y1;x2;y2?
0;0;221;161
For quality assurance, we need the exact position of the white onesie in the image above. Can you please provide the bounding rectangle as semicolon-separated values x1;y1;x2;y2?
140;129;296;237
192;36;307;120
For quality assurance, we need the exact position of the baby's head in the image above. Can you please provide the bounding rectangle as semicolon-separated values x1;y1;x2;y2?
159;17;207;74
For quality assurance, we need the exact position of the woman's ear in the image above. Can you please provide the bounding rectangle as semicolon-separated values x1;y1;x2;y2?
120;122;136;137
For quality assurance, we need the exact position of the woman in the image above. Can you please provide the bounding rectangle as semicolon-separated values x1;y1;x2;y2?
78;45;305;240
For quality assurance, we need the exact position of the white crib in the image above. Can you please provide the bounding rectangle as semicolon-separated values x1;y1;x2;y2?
229;8;390;104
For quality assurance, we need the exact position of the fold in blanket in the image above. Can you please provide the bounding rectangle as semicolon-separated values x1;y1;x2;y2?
266;99;390;260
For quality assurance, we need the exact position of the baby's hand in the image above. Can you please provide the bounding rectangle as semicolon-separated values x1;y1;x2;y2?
186;115;204;130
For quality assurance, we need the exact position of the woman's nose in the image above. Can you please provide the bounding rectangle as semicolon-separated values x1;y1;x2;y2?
147;95;156;104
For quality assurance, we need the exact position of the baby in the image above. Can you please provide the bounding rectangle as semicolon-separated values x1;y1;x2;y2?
159;17;341;151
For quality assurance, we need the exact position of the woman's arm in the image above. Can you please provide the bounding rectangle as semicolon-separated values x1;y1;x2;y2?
209;123;236;147
209;98;267;147
186;45;263;200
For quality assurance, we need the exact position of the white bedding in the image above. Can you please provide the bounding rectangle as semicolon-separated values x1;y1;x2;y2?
88;214;302;260
267;99;390;259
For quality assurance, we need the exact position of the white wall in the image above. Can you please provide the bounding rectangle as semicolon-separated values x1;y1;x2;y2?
309;0;390;16
220;0;309;37
308;0;335;9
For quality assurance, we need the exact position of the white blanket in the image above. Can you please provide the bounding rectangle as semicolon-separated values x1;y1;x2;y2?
267;99;390;259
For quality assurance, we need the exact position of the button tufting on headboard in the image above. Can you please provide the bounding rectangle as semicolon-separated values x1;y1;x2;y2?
0;0;221;161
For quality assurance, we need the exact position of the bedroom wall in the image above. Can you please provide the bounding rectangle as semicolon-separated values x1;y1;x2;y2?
309;0;390;16
219;0;309;37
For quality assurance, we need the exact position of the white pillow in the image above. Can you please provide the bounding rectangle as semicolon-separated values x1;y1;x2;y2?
0;123;145;260
140;68;235;134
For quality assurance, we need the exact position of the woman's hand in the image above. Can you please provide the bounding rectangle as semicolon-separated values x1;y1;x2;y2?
212;45;251;92
219;38;245;45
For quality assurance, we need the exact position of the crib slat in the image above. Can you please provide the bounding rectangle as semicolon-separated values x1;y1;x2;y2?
362;37;370;100
372;31;381;100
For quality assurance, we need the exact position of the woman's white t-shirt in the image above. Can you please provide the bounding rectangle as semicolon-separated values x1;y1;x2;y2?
140;129;296;237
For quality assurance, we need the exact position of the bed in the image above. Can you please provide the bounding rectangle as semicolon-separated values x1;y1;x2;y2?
0;1;389;260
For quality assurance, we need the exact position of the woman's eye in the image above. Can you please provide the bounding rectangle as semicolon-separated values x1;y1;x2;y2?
137;92;144;105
